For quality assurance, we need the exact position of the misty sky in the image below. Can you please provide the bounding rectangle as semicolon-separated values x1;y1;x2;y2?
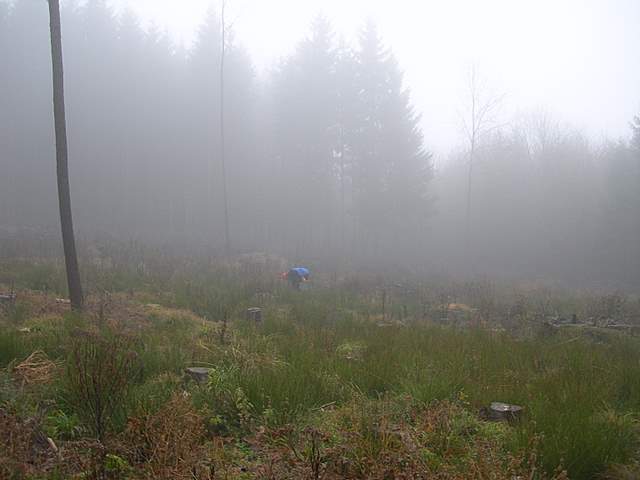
105;0;640;155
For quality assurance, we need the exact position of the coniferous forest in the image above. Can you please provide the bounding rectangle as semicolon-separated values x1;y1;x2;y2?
1;0;638;285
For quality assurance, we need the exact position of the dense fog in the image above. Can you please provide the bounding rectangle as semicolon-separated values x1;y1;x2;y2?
0;0;639;286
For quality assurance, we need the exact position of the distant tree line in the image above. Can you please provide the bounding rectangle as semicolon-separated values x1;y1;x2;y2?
0;0;638;285
0;1;431;267
434;111;640;285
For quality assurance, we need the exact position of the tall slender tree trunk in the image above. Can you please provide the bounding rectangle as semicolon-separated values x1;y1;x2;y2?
219;0;231;254
462;65;503;271
48;0;83;310
464;135;475;262
464;67;478;268
339;125;346;261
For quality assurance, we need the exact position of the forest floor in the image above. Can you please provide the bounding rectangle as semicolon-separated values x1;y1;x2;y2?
1;257;640;479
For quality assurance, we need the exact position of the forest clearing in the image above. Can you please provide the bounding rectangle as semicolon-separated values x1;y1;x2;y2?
2;255;640;479
2;0;640;478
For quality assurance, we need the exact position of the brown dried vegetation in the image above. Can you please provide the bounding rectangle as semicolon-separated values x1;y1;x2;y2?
120;393;212;479
247;399;568;480
0;408;57;479
11;350;59;385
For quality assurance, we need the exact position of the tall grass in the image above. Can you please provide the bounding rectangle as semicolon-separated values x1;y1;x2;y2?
2;258;640;478
218;300;640;478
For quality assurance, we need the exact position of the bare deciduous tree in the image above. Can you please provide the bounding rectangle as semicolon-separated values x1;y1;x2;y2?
48;0;83;310
459;65;504;262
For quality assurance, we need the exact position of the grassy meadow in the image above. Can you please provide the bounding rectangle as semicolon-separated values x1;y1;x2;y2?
1;256;640;479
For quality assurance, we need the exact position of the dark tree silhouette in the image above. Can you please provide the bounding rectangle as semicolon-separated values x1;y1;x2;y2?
48;0;83;310
351;21;432;257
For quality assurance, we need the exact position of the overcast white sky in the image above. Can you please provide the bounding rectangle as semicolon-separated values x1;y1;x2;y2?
105;0;640;154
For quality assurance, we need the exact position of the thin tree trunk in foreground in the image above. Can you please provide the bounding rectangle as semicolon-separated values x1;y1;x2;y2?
48;0;83;310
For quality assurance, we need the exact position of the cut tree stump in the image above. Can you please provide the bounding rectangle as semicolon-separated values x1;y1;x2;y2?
0;292;16;314
246;307;262;323
0;293;16;304
185;367;210;383
481;402;524;423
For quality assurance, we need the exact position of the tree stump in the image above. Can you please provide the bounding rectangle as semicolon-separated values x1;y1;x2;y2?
185;367;210;383
0;293;16;305
481;402;524;423
0;293;16;314
246;307;262;323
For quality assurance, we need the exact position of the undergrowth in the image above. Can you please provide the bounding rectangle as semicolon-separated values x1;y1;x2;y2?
1;257;639;478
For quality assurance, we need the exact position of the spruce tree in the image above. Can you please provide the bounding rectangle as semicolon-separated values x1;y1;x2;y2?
272;15;339;252
352;21;432;253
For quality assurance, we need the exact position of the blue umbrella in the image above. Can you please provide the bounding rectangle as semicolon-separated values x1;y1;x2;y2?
292;267;310;277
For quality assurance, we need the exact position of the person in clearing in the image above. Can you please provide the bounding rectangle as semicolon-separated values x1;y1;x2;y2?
281;266;310;290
